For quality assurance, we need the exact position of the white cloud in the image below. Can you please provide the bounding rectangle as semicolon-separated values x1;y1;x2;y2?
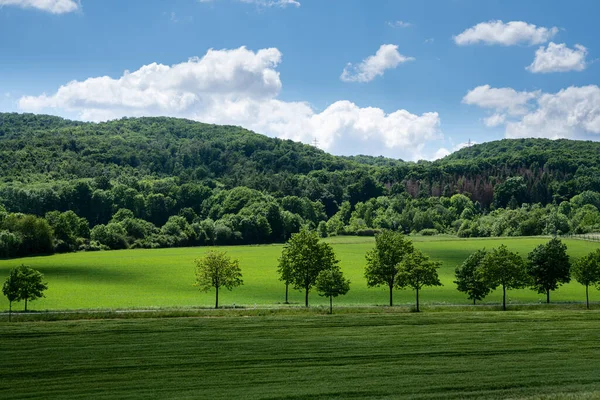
387;20;412;28
462;85;538;115
454;20;558;46
239;0;300;7
424;38;434;44
505;86;600;139
341;44;414;83
0;0;78;13
433;148;451;160
527;42;588;73
19;46;441;161
464;85;600;140
483;113;506;127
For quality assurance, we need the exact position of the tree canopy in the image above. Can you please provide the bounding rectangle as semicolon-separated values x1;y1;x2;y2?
455;249;491;304
526;238;571;303
2;265;48;313
278;228;338;307
572;250;600;309
396;249;442;312
194;251;243;309
480;245;528;311
365;230;414;306
316;266;350;314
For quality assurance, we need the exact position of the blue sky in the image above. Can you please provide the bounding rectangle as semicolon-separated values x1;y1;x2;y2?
1;0;599;160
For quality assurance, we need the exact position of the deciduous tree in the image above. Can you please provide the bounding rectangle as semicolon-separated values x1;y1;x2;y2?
2;267;20;321
276;254;293;304
194;251;243;309
572;250;600;309
364;230;414;306
278;228;338;307
397;249;442;312
316;266;350;314
480;245;528;311
455;249;491;304
526;238;571;303
3;265;48;312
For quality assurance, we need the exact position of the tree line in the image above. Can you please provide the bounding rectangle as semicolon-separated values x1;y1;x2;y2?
455;238;600;310
5;232;600;315
193;231;600;312
5;187;600;259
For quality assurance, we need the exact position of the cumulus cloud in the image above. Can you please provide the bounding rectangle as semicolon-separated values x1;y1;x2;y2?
433;148;451;160
19;46;441;160
464;84;600;140
454;20;558;46
505;85;600;139
527;42;588;73
341;44;414;83
0;0;78;13
462;85;538;115
483;113;506;127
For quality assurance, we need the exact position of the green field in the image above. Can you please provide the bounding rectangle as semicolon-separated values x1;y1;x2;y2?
2;310;600;399
1;236;600;311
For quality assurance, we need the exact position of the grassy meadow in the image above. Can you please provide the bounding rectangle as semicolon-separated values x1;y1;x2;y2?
1;236;600;311
2;310;600;399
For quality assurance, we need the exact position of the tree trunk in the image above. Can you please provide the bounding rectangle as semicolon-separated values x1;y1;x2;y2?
329;295;333;314
415;287;420;312
24;297;28;312
285;283;289;304
586;284;590;310
305;287;309;308
473;298;476;305
8;301;11;323
215;285;219;309
502;285;506;311
389;283;393;307
546;289;550;304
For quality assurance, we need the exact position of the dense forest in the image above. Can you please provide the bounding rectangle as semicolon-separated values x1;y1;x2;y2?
1;112;600;258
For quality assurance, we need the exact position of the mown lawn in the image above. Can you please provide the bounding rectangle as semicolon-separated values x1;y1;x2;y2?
1;236;599;311
2;310;600;399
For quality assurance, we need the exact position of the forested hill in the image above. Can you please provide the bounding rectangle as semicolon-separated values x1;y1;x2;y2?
2;112;600;209
0;112;382;184
398;138;600;206
2;112;600;257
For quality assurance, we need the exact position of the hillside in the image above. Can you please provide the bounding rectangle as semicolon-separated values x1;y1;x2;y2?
2;112;600;257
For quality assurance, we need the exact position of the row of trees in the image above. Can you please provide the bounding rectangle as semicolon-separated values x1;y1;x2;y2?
195;229;441;313
194;232;600;312
455;238;600;310
4;235;598;315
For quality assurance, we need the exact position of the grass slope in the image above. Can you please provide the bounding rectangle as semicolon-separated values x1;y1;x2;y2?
2;310;600;399
1;237;600;311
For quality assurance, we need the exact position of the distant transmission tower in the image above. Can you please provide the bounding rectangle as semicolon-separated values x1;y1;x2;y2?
312;137;320;149
467;138;472;147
